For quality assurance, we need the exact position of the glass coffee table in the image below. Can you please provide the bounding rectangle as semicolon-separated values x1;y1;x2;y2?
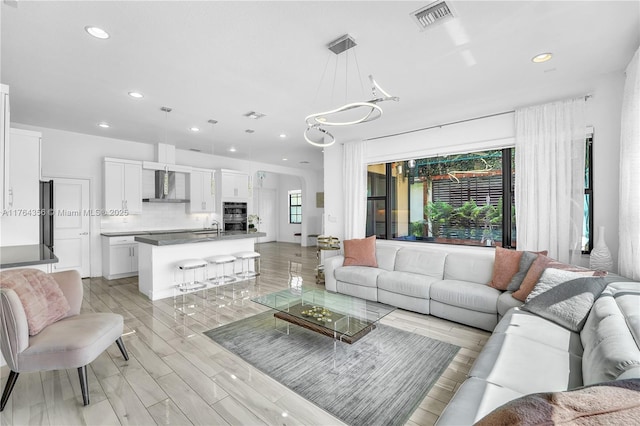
252;288;396;344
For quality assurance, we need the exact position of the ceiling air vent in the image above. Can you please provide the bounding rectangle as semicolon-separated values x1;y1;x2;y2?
411;1;454;31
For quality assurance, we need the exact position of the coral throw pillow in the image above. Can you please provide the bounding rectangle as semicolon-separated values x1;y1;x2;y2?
343;236;378;267
489;247;524;290
0;268;70;335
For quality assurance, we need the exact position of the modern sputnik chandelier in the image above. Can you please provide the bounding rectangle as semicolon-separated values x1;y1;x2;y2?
304;34;399;147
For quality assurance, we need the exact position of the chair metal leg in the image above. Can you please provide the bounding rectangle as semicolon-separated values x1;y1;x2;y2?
77;366;89;406
0;370;19;412
115;337;129;361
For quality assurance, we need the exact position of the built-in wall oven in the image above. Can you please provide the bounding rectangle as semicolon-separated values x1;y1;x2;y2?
222;202;247;233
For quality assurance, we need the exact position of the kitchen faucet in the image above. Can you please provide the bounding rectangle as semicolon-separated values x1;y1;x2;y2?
210;220;221;237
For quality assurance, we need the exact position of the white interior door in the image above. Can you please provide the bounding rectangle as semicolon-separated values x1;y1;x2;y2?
52;178;90;277
257;188;277;242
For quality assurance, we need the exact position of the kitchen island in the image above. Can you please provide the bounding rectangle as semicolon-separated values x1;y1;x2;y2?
135;231;266;300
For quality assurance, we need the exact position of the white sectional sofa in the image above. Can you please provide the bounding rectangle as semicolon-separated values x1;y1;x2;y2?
324;242;520;331
437;281;640;424
324;241;640;424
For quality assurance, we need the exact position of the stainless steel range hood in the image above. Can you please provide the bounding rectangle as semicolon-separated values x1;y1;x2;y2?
142;170;190;203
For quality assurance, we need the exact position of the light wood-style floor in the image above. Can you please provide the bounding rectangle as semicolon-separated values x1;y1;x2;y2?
0;242;490;426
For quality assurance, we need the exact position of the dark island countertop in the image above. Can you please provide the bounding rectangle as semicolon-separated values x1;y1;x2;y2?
0;244;59;269
101;228;220;237
134;231;266;246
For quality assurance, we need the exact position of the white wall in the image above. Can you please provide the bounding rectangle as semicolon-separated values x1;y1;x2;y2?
250;170;324;246
324;143;344;240
12;124;322;276
277;174;302;243
584;70;625;270
324;76;625;269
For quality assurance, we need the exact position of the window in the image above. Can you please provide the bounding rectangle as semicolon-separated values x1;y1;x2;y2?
366;148;516;248
582;136;594;253
366;163;387;238
289;190;302;224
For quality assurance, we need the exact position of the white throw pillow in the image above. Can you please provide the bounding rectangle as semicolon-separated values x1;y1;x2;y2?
522;268;608;332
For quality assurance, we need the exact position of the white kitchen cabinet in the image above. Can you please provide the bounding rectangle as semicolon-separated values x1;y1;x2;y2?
187;168;215;213
104;158;142;214
101;235;138;279
0;128;41;246
218;169;250;200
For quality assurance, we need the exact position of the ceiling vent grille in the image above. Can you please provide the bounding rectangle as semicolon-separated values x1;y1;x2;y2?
411;1;454;31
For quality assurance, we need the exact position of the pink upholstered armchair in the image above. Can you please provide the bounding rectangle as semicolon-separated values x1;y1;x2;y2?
0;269;128;411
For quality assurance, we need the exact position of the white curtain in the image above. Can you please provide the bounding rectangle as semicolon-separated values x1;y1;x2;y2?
343;141;367;240
618;46;640;280
515;98;586;264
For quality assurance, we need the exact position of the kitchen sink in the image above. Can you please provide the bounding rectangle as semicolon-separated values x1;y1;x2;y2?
192;229;221;235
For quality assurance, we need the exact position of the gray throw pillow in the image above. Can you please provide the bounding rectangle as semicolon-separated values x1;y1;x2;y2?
521;268;608;332
506;251;539;292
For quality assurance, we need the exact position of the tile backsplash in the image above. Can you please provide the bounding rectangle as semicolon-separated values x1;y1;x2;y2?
100;202;220;232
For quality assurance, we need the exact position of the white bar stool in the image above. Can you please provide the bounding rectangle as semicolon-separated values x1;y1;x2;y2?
205;255;237;286
233;251;261;279
175;259;208;292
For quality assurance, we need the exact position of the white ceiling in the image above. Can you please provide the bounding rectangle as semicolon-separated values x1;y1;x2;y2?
2;1;639;171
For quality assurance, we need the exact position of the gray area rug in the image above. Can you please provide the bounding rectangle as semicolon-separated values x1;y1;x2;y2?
204;311;459;426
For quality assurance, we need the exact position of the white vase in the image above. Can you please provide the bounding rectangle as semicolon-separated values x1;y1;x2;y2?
589;226;613;271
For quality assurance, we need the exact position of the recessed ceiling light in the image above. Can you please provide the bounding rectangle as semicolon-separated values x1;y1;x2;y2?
190;127;200;132
244;111;266;120
532;52;552;63
282;157;288;161
85;26;110;39
280;133;287;138
229;147;237;152
128;91;143;99
98;122;110;128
